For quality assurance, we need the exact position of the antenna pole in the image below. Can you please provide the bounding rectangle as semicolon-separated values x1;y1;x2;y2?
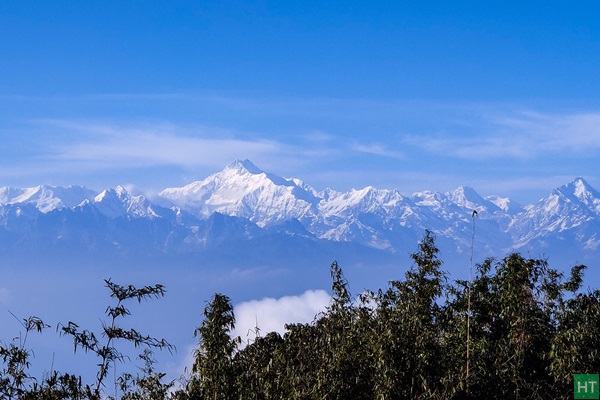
467;210;477;392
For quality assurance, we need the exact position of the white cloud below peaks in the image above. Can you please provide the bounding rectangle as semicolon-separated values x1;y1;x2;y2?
231;290;331;346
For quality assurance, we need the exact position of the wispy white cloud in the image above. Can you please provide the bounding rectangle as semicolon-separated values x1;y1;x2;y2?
23;101;600;170
405;110;600;160
351;142;405;159
42;120;281;169
404;134;532;159
496;111;600;153
231;290;330;346
2;95;599;204
2;118;365;191
21;119;357;179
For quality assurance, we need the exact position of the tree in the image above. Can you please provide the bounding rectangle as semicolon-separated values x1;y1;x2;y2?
1;279;174;400
372;229;447;399
313;261;374;399
189;293;237;399
0;316;50;399
442;254;590;399
3;231;599;399
119;349;174;400
58;279;174;399
233;331;284;399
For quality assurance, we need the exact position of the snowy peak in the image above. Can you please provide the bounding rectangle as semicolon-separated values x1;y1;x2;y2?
447;186;488;211
0;184;96;212
160;160;529;252
556;177;600;211
566;177;595;195
0;186;25;204
486;195;522;214
221;159;298;189
90;186;159;219
446;185;514;216
320;186;405;217
218;159;267;186
160;170;600;262
2;159;598;267
410;190;444;207
159;161;320;226
94;185;128;203
536;177;600;217
159;159;269;206
509;177;600;245
225;159;264;175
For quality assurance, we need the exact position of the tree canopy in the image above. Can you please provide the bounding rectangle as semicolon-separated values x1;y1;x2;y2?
2;230;599;399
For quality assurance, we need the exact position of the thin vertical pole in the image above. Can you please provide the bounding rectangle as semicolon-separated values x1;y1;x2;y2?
467;210;477;392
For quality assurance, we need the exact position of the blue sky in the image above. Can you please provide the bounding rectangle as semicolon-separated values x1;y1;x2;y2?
1;1;600;204
2;2;600;385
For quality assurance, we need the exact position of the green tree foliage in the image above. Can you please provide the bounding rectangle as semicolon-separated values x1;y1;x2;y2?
58;279;174;399
190;231;599;399
119;349;174;400
0;316;50;399
2;231;600;399
188;293;237;399
371;230;446;399
1;280;175;400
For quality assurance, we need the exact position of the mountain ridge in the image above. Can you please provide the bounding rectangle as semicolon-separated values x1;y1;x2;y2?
1;160;598;275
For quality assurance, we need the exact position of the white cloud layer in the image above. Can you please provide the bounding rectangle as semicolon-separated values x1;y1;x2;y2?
231;290;331;345
2;99;599;204
351;141;405;159
405;110;600;160
43;120;281;169
37;106;600;174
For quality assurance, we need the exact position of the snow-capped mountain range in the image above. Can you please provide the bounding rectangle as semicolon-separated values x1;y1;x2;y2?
1;160;598;274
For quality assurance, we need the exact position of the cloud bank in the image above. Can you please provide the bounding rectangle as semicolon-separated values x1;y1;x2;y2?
231;290;331;345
